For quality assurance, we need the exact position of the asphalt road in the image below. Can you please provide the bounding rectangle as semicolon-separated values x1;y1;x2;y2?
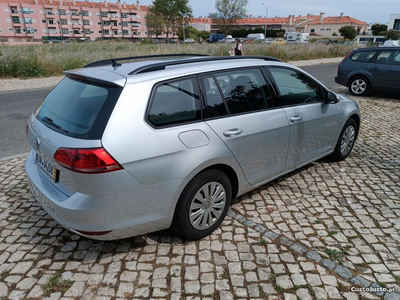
0;63;340;159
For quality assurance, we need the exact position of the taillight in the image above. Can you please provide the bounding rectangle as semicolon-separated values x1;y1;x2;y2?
26;119;29;136
54;147;122;173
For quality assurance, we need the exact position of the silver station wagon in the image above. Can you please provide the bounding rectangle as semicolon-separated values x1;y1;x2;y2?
25;55;361;240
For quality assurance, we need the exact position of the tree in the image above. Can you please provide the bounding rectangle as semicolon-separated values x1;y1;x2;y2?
385;30;400;40
209;0;249;35
145;9;165;38
149;0;193;39
339;26;357;40
371;24;387;36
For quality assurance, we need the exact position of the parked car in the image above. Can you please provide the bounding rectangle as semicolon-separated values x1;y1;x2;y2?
221;35;235;44
316;39;330;45
272;38;285;44
164;39;177;44
207;33;226;43
383;40;400;47
265;38;273;44
26;54;360;240
335;47;400;95
184;38;195;44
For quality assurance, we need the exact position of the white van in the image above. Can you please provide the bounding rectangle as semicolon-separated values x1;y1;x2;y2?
383;40;400;47
246;33;265;41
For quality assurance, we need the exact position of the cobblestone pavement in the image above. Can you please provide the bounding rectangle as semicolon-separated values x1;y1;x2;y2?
0;93;399;300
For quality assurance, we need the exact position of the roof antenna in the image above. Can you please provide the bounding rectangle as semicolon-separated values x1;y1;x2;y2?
111;59;122;67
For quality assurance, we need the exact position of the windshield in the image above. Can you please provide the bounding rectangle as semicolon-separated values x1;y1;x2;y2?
34;76;123;139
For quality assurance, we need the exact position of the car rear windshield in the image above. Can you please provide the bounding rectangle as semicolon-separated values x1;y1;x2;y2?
34;76;123;139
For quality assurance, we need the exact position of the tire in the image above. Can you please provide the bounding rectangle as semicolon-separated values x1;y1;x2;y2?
328;118;358;161
348;76;370;96
172;169;232;240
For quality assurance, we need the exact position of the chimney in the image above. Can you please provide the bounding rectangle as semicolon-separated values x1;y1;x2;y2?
123;1;126;8
319;12;325;23
117;0;121;9
340;12;344;18
72;0;75;5
136;0;140;11
34;0;38;4
60;0;62;6
289;15;293;26
104;0;107;7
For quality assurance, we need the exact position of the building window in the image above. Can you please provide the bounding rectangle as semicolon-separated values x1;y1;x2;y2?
73;30;79;34
114;30;118;34
113;22;118;26
83;20;90;25
99;30;103;33
42;19;46;23
49;20;54;25
101;12;108;17
62;28;69;34
122;21;128;27
104;29;109;34
310;29;315;33
59;9;66;15
24;18;32;24
60;19;67;25
122;30;128;35
97;22;101;25
84;29;91;34
22;7;30;14
12;17;20;23
9;28;14;32
121;13;127;18
394;19;400;30
82;10;89;16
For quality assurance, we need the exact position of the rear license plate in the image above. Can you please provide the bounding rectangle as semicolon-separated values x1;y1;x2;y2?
36;153;59;182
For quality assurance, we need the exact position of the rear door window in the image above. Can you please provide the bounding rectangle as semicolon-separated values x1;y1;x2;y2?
350;51;377;62
35;76;122;139
148;77;201;127
213;69;270;115
376;51;400;65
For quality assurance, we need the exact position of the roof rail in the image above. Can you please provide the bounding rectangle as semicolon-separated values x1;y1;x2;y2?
83;54;209;68
128;56;282;75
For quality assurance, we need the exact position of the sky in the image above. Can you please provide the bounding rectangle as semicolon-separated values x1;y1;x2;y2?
135;0;398;24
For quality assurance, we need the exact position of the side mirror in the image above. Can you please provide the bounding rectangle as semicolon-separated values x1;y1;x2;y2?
326;91;340;104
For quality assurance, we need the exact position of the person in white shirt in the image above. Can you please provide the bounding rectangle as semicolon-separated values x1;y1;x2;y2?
234;39;244;56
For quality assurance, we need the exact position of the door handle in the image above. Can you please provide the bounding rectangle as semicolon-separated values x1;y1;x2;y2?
223;128;243;137
289;116;302;122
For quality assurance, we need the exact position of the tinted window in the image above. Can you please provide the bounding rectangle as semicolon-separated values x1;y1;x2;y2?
269;68;324;106
350;51;377;62
201;75;228;118
214;69;269;115
376;51;400;66
148;78;201;127
35;76;122;139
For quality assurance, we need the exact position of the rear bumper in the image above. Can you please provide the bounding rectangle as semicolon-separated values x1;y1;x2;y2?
25;150;180;240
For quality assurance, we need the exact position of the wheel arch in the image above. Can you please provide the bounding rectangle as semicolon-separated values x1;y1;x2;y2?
349;113;361;139
346;73;372;88
201;164;239;199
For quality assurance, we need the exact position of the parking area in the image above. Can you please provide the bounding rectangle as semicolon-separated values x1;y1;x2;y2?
0;92;399;300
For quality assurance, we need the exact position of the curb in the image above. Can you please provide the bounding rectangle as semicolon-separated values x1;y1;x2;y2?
227;208;400;300
0;152;29;162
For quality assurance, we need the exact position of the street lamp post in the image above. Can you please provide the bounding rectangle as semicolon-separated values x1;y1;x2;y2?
261;3;273;40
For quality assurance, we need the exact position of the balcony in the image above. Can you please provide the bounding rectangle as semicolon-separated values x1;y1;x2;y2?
48;23;57;28
71;15;81;20
44;4;55;8
72;24;81;29
46;13;55;18
13;22;22;26
111;25;120;30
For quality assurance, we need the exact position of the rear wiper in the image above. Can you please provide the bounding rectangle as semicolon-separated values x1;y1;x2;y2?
41;116;69;134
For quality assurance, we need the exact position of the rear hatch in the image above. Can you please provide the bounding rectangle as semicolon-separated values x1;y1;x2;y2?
27;71;125;196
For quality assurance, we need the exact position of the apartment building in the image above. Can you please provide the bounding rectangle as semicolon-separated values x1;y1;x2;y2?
0;0;148;44
388;14;400;30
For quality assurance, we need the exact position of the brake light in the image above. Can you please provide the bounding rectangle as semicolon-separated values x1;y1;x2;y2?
26;119;29;136
54;147;122;173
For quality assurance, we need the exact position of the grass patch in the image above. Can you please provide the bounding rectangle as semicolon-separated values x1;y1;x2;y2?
337;281;350;292
394;275;400;283
378;282;387;288
328;230;339;236
324;247;348;263
315;219;322;224
41;269;74;297
275;285;284;293
259;238;267;246
0;42;358;78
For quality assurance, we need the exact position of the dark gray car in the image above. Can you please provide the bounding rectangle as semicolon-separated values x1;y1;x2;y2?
335;47;400;95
